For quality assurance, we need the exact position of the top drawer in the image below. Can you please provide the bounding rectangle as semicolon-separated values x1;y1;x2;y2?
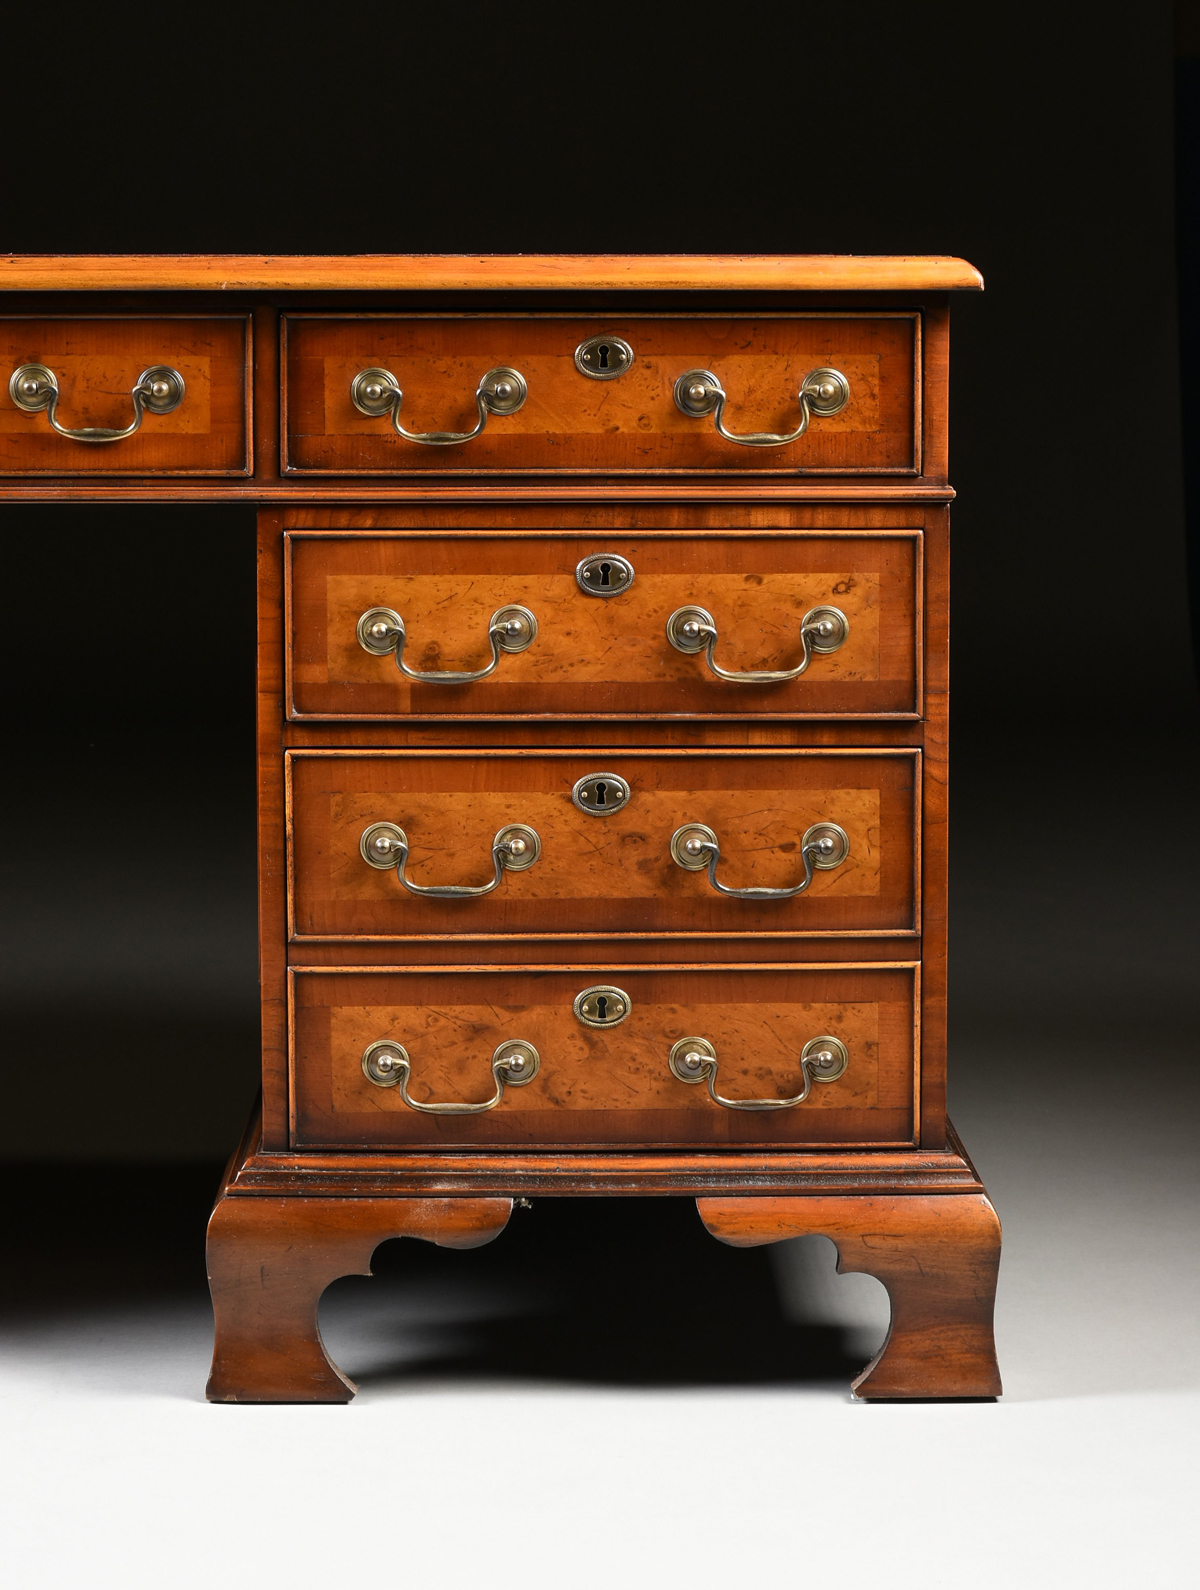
283;314;919;475
0;317;251;475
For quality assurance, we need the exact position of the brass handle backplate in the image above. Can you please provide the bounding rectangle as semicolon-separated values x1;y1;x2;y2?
362;1038;540;1113
672;364;849;447
668;1034;848;1110
8;362;185;443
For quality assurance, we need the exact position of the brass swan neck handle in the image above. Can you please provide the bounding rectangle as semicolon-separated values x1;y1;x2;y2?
668;1035;848;1111
357;604;537;684
350;364;527;446
670;820;849;900
8;362;185;443
360;821;541;898
362;1039;540;1113
667;603;848;684
672;365;849;447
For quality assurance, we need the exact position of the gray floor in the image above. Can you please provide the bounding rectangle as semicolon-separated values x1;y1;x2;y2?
1;726;1197;1585
0;1080;1195;1590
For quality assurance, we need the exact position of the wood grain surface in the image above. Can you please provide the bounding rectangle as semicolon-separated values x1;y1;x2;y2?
699;1192;1002;1398
259;504;945;1151
287;748;917;938
290;963;917;1149
0;254;984;293
0;316;250;474
206;1189;512;1402
227;1098;985;1198
919;502;950;1147
0;481;955;504
288;529;920;720
283;315;917;475
257;513;291;1150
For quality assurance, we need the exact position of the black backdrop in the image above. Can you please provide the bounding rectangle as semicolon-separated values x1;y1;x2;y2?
1;1;1194;1157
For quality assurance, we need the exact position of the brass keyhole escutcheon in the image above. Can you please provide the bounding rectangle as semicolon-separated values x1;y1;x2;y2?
574;335;635;380
575;552;635;597
572;771;632;816
573;984;632;1027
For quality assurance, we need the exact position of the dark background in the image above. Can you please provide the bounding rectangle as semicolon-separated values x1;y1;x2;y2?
1;0;1195;1170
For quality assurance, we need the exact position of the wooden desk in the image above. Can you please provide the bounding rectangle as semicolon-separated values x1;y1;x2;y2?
1;254;1000;1401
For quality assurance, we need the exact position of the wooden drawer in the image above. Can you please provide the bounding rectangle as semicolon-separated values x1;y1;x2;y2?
282;313;918;475
287;530;921;720
288;749;918;940
290;963;918;1149
0;317;250;474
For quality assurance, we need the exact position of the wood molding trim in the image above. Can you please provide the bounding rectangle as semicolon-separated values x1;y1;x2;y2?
1;254;985;294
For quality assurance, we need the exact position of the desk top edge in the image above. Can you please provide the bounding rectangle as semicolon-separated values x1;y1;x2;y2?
0;253;984;293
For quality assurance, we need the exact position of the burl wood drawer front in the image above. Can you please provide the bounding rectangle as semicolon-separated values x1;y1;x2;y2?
282;314;918;475
0;317;250;474
290;964;917;1149
287;531;920;720
288;749;918;940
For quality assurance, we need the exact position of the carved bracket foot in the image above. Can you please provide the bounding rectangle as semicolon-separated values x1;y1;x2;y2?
697;1193;1002;1399
206;1193;512;1403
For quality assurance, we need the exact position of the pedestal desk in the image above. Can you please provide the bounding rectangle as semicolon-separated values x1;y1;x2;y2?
0;254;1001;1400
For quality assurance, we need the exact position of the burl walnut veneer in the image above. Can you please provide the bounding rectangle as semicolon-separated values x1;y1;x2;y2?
0;255;999;1402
